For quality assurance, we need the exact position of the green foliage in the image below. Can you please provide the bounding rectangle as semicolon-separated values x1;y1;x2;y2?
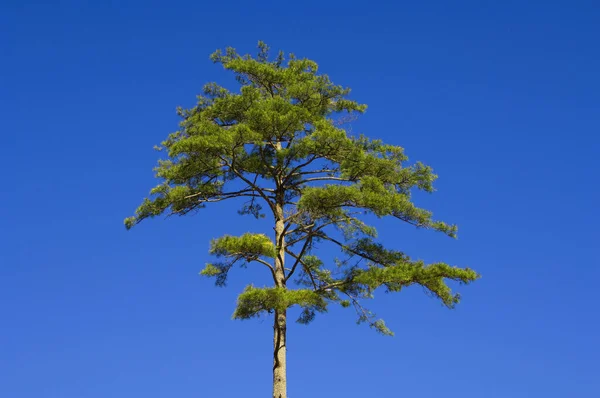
210;233;276;259
125;41;479;336
233;285;327;322
353;260;479;307
298;176;457;237
199;263;231;287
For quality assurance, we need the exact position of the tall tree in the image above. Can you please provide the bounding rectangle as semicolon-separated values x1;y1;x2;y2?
125;42;479;398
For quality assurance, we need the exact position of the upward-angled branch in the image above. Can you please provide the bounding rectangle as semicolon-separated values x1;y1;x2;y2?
220;155;276;215
285;248;318;290
284;234;314;282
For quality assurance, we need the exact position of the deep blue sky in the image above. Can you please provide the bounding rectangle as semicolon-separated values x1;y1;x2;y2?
2;0;599;397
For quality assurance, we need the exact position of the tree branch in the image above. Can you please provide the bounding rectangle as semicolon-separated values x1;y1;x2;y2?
284;234;313;282
220;155;276;215
294;176;353;186
314;233;390;266
284;248;318;290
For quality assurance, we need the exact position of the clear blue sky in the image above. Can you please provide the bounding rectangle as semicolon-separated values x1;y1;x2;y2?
2;0;599;397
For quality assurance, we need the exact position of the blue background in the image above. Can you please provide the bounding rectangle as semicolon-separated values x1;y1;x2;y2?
2;1;599;397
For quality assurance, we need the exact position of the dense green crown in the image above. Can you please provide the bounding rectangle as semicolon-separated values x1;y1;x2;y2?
126;42;479;335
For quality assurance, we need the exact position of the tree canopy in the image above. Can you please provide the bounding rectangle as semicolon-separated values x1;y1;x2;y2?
125;41;479;338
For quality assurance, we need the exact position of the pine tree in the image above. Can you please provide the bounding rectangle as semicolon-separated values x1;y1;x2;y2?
125;41;479;398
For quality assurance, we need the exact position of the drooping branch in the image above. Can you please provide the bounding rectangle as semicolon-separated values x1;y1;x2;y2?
340;290;393;336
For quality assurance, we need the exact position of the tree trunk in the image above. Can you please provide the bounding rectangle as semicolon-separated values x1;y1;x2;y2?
273;309;287;398
273;201;287;398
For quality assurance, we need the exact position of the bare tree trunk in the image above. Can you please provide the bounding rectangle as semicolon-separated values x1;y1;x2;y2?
273;309;287;398
273;202;287;398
